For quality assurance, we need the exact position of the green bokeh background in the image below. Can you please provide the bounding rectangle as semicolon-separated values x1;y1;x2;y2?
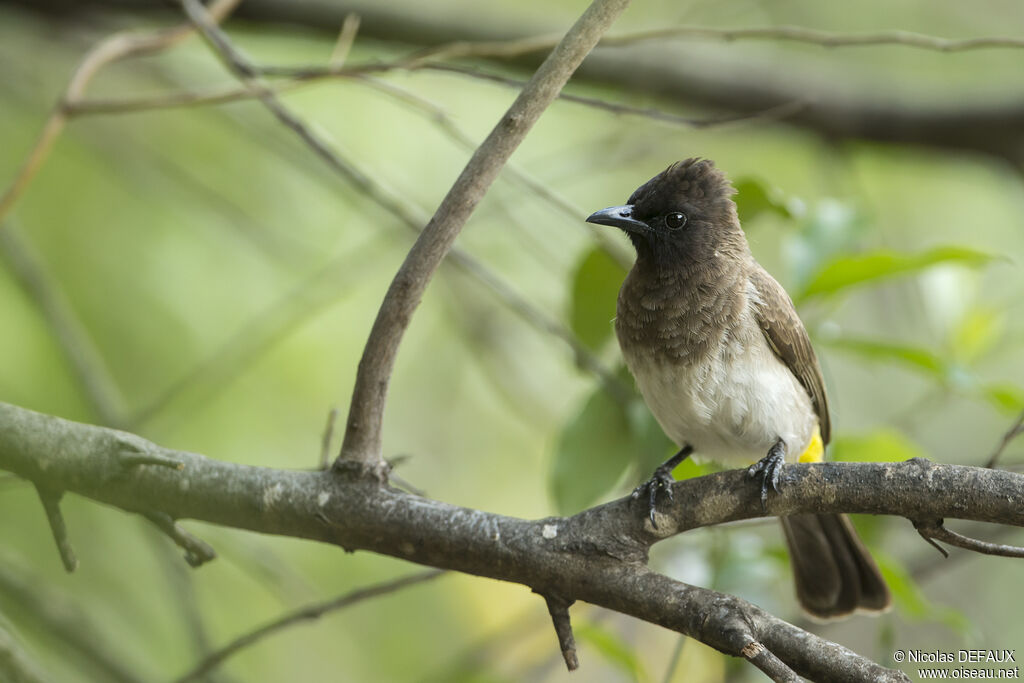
1;1;1023;681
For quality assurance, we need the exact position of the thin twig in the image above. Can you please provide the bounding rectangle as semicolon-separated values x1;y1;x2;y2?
141;510;217;567
0;221;123;426
423;63;810;130
173;570;445;683
985;407;1024;468
740;641;801;683
336;0;633;467
330;14;361;65
258;24;1024;84
543;595;579;671
0;0;242;225
914;519;1024;558
33;485;78;573
599;25;1024;52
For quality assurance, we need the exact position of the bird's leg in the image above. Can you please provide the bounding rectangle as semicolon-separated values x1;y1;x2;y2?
631;444;693;527
747;438;786;511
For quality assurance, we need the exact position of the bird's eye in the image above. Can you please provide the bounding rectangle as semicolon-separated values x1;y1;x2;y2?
665;212;687;230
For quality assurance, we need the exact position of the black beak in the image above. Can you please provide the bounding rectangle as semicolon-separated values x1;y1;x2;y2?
585;205;649;234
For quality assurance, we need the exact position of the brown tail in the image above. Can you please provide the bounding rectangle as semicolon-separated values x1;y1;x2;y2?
780;514;891;619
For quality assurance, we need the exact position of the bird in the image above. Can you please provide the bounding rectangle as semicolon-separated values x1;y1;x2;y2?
585;158;890;619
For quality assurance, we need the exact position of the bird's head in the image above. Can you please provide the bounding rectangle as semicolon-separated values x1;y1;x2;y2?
586;158;743;267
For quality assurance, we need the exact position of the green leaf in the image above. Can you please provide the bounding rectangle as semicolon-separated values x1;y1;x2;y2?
797;246;994;303
550;387;634;514
576;622;647;682
820;336;948;380
831;429;926;463
877;556;973;635
951;307;1005;364
569;247;627;352
981;382;1024;414
733;177;793;224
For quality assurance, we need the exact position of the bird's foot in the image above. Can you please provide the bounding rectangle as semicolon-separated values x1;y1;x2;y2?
632;445;693;528
747;440;786;511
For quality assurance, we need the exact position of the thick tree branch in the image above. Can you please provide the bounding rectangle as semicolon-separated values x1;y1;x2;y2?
7;402;1024;680
336;0;632;467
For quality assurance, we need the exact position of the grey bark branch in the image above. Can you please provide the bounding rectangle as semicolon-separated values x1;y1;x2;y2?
7;402;1024;681
337;0;632;466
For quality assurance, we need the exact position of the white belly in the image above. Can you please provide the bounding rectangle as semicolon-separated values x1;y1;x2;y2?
625;328;816;466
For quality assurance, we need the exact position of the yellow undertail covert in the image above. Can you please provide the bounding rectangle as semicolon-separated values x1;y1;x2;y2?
798;424;825;463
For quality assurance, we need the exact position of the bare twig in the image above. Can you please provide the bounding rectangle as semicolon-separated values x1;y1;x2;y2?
598;25;1024;52
66;65;803;136
261;25;1024;79
741;641;801;683
0;222;123;425
337;0;633;467
422;63;811;130
330;14;361;65
33;485;78;573
914;519;1024;558
173;570;445;683
985;407;1024;468
141;510;217;567
542;595;579;671
0;0;242;225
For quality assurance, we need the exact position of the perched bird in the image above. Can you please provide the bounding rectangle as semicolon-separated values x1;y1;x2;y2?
585;158;890;619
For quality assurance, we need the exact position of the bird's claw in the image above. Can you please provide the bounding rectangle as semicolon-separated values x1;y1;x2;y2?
632;465;676;528
747;442;785;511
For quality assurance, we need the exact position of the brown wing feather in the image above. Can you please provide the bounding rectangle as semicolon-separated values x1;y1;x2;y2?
749;267;831;444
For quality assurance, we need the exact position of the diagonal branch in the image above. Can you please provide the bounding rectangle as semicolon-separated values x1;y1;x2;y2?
334;0;633;467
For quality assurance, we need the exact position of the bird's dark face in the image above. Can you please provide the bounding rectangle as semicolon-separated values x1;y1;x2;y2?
586;158;742;267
